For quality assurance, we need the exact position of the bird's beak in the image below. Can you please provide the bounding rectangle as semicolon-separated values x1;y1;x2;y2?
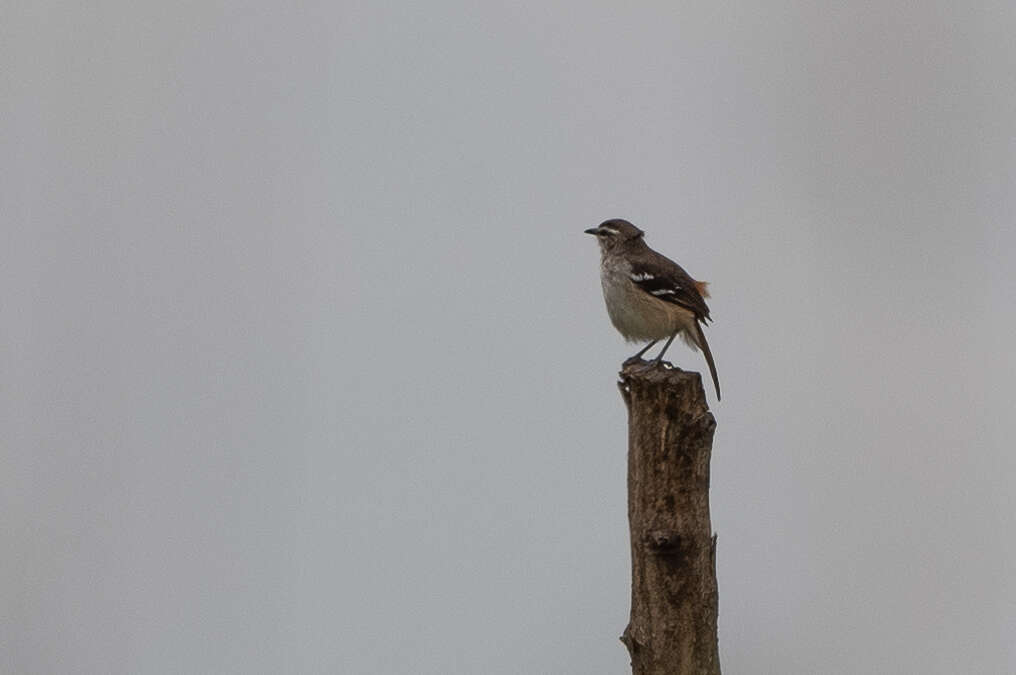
584;227;602;236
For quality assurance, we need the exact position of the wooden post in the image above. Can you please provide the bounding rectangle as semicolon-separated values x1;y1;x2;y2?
617;360;720;675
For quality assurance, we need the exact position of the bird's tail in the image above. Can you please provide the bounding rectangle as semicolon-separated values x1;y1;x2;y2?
694;321;721;401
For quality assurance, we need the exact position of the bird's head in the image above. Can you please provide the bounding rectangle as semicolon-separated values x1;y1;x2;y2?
584;218;645;253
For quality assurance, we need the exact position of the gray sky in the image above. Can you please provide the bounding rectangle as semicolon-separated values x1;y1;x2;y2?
3;2;1015;673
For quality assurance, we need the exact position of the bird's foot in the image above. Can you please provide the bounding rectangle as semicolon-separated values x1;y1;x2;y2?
622;357;668;373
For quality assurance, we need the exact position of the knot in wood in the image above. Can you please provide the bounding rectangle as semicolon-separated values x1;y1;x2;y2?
645;529;682;553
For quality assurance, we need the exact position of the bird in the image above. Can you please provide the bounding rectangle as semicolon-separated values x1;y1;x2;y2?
585;218;720;400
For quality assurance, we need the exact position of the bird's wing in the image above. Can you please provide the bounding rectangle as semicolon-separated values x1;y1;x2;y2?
628;252;712;322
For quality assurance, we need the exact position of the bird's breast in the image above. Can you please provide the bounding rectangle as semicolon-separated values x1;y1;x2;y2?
599;258;687;341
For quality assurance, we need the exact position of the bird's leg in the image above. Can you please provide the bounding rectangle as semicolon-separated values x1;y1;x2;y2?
651;331;679;366
623;340;658;366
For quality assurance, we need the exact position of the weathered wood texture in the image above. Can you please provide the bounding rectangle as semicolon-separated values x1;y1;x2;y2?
618;360;720;675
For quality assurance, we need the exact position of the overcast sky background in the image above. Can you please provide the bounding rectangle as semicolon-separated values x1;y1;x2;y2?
4;2;1015;673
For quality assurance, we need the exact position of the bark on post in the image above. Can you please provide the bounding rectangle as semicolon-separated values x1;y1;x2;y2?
617;360;720;675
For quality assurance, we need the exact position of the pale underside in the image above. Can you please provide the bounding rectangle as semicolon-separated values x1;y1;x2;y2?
600;257;701;350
